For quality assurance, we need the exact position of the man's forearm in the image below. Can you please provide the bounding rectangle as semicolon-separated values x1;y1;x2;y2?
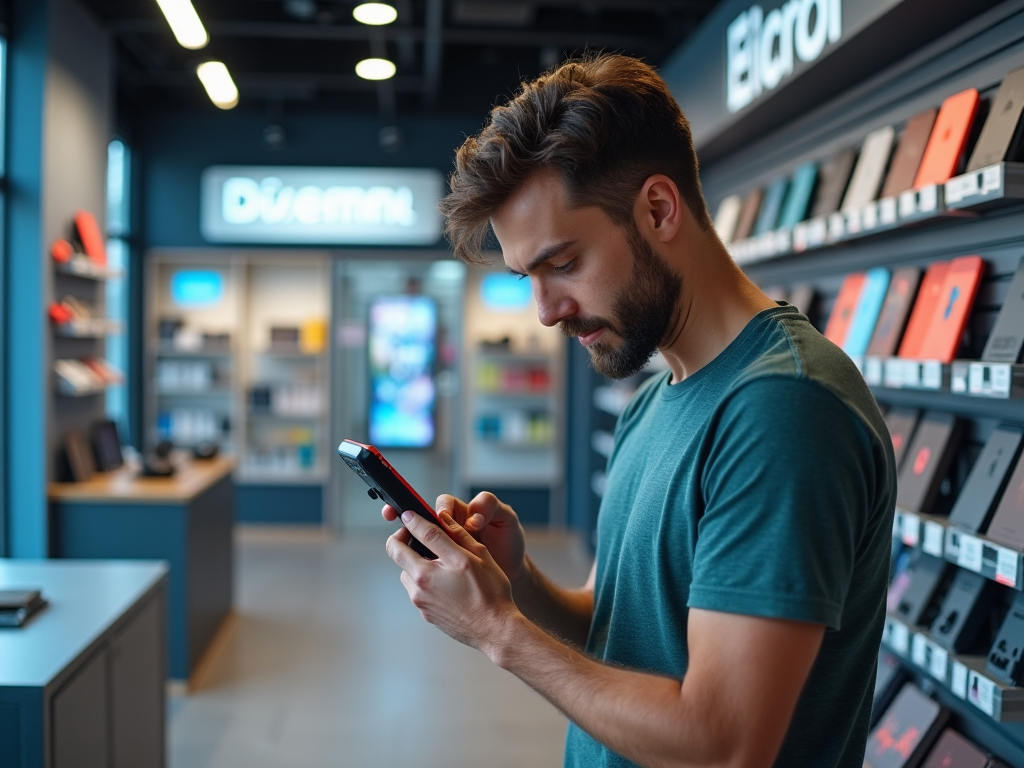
486;615;727;768
510;555;594;646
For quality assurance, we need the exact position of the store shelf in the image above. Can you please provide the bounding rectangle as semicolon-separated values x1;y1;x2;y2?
881;614;1024;722
861;357;1024;400
154;346;234;358
893;508;1024;590
156;388;233;397
55;384;108;398
247;411;324;420
257;348;324;359
53;319;125;338
945;162;1024;212
54;259;124;281
594;385;633;416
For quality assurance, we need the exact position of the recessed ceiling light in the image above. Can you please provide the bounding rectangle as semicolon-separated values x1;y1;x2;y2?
155;0;209;49
356;58;396;81
353;3;398;25
196;62;239;109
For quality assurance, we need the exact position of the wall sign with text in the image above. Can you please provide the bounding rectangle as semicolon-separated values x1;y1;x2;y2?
200;166;445;245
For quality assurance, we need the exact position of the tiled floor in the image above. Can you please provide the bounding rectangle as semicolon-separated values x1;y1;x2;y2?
170;526;594;768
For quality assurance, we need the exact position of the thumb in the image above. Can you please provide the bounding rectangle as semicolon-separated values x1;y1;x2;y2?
437;509;481;551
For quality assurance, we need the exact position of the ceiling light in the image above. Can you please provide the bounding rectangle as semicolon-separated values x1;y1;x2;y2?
155;0;209;49
197;62;239;109
353;3;398;25
355;58;396;81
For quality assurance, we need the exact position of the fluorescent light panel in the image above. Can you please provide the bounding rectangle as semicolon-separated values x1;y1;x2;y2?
355;58;396;81
155;0;209;49
197;62;239;109
353;3;398;25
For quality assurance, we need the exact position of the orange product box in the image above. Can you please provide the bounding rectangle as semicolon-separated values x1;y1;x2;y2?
915;255;985;363
913;88;980;189
823;273;866;347
897;261;950;359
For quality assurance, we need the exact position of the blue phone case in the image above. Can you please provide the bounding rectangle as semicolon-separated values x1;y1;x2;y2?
843;268;891;358
752;176;789;235
777;162;818;229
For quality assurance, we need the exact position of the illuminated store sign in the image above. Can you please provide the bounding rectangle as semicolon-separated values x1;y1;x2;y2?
726;0;841;113
200;166;444;245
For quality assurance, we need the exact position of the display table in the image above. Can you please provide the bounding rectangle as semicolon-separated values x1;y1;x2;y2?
0;560;167;768
49;457;235;680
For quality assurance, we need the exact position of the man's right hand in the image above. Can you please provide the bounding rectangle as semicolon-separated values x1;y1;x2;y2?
437;493;527;587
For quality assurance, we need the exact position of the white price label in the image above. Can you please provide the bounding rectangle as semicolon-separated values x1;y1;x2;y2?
901;513;921;547
807;217;827;247
945;529;961;560
890;621;910;654
922;361;942;389
929;644;948;681
911;633;928;667
967;671;996;717
792;222;809;252
958;535;984;572
951;661;968;698
969;362;986;393
992;364;1011;396
864;357;883;386
945;173;977;204
862;203;878;230
884;358;903;388
827;213;845;241
951;362;968;392
996;547;1019;587
903;361;922;388
774;228;791;253
919;184;938;212
879;197;898;225
982;165;1002;194
923;521;944;557
845;209;862;235
898;190;917;217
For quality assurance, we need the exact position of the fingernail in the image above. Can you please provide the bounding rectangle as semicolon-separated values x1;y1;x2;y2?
439;510;457;528
401;511;413;523
469;514;485;528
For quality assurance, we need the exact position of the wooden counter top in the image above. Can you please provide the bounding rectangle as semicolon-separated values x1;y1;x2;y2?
48;455;236;503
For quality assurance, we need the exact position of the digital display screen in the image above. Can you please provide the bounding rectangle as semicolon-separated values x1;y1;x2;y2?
481;272;532;311
368;296;437;448
170;270;224;307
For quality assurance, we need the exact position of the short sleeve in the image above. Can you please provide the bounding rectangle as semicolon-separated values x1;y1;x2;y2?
688;376;878;630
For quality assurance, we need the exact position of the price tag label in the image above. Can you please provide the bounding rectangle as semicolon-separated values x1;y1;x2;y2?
958;534;984;572
911;633;928;667
898;190;917;218
919;184;939;212
827;212;845;241
967;671;996;717
922;361;942;389
969;362;986;393
884;358;903;388
792;222;809;252
945;173;977;204
879;197;898;225
982;164;1002;195
903;361;922;388
951;661;968;698
807;217;827;247
945;528;961;560
901;513;921;547
889;621;910;654
951;362;968;392
923;521;945;557
996;546;1019;587
929;644;948;681
992;364;1011;397
862;202;878;230
774;228;791;253
845;208;862;235
864;357;883;386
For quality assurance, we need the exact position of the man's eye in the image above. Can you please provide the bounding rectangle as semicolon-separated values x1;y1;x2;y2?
553;259;576;274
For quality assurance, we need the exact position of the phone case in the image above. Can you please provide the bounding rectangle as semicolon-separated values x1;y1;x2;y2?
868;267;923;357
929;568;998;653
777;162;818;228
842;126;897;211
338;439;446;559
982;258;1024;363
753;176;789;235
916;255;985;363
844;268;890;358
881;108;939;198
713;195;744;244
986;452;1024;552
810;148;857;218
920;729;990;768
824;273;866;347
948;426;1024;534
864;684;947;768
74;210;107;267
884;408;920;471
987;591;1024;686
898;262;950;359
914;88;981;188
967;65;1024;171
733;187;764;242
895;411;963;515
894;553;953;627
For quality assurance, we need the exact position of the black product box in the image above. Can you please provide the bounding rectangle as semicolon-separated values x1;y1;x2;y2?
982;258;1024;363
884;408;921;472
987;590;1024;685
895;553;954;627
864;683;947;768
929;568;1000;653
896;412;963;515
948;425;1024;534
920;728;990;768
986;451;1024;552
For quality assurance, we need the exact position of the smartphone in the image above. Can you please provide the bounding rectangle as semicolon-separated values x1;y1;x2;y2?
337;439;447;559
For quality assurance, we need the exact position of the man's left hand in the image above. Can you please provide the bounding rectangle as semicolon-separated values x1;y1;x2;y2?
386;509;521;657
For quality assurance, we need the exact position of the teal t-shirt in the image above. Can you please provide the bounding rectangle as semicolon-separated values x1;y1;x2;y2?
564;305;896;768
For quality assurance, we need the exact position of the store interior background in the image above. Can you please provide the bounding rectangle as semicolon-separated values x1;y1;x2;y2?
4;0;1024;765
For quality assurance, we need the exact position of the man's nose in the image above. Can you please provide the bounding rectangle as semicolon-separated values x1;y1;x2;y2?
533;281;574;327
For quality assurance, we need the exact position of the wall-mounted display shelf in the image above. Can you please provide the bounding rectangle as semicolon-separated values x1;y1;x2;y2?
860;358;1024;400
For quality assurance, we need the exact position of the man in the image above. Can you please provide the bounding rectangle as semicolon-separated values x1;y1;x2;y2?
383;54;896;768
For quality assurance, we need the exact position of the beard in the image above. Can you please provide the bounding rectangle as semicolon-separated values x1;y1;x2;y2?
560;223;682;380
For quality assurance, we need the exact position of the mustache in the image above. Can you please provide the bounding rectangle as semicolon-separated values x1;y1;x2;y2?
559;316;618;339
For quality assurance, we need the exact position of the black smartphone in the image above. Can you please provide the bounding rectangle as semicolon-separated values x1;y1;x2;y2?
337;439;448;559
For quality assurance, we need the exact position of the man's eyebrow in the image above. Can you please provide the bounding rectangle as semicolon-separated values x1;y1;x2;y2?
507;240;578;277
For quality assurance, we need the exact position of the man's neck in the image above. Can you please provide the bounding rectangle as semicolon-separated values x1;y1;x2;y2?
658;234;778;385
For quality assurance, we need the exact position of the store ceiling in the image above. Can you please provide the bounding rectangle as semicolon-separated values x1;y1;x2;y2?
82;0;718;118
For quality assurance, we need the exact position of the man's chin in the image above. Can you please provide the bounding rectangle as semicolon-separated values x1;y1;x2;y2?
587;342;656;380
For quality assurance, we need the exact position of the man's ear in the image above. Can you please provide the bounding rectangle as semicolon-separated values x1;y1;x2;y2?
636;175;683;243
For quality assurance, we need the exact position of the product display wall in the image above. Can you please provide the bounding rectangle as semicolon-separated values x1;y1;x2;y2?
696;2;1024;763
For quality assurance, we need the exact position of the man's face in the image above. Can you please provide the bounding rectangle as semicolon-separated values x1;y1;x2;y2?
493;170;681;379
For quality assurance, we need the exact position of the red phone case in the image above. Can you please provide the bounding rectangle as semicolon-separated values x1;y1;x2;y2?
916;255;984;363
74;210;107;267
898;262;950;359
824;273;865;347
913;88;980;188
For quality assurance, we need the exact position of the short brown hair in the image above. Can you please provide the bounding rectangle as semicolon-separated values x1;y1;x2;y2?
440;53;712;263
